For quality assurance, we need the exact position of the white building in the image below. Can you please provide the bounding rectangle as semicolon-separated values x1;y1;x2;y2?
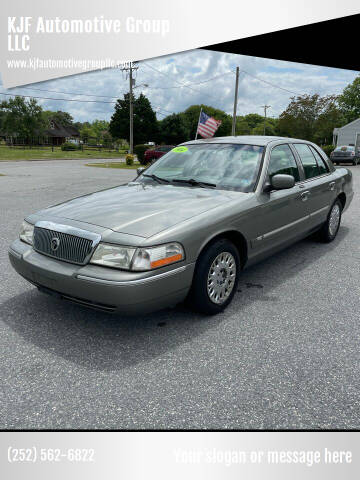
333;118;360;149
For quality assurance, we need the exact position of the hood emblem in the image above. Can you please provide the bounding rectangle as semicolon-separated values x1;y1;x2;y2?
50;237;60;252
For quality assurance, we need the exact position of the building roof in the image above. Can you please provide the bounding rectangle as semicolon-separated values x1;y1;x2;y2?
45;119;80;138
333;117;360;133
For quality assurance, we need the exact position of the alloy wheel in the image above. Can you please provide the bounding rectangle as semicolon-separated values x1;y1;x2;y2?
207;252;236;304
329;204;341;237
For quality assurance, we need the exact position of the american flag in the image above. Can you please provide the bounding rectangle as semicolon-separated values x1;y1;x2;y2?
197;111;222;138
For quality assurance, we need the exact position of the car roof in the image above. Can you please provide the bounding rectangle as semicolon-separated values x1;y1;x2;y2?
180;135;309;147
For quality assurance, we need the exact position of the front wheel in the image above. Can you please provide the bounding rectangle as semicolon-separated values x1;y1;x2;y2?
318;199;342;243
188;238;240;315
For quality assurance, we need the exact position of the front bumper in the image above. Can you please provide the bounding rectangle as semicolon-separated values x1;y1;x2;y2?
9;239;195;315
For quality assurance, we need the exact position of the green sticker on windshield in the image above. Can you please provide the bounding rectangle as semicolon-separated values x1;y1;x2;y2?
172;146;188;153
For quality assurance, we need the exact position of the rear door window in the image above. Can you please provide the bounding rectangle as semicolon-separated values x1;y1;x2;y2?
309;146;329;175
294;144;320;179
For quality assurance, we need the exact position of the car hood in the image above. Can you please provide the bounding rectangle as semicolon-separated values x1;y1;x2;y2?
38;183;243;238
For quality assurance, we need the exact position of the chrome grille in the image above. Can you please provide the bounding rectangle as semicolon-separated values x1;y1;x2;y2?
33;221;101;265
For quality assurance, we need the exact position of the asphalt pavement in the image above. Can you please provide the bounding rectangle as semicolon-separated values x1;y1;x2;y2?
0;158;359;429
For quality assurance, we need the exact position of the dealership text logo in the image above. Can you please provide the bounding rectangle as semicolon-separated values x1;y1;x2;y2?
8;16;170;51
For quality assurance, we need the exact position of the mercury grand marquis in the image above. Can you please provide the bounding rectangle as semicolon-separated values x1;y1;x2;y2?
9;136;353;315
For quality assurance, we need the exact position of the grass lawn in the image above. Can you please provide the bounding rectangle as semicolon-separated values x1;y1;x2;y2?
85;161;142;170
0;146;126;161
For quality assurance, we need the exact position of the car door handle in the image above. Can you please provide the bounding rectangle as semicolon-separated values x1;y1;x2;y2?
329;181;336;191
300;191;311;201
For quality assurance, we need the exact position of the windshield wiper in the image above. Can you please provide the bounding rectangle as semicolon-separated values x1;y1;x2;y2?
172;178;216;188
143;174;171;184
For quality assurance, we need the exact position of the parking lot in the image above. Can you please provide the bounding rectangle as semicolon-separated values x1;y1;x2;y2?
0;158;359;429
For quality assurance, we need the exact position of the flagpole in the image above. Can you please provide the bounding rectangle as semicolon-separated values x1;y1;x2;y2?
195;107;202;140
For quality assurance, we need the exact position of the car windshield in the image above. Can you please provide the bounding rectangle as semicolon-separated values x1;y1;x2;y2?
140;143;264;192
335;145;355;151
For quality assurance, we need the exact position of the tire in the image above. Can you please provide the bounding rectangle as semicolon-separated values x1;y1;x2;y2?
318;199;342;243
188;238;240;315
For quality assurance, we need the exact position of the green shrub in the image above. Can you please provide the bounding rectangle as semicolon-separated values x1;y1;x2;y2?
321;145;335;157
125;154;135;166
61;142;80;151
134;144;149;165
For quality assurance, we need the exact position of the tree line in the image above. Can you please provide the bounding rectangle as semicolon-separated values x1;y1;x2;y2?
1;75;360;146
108;76;360;146
0;97;113;145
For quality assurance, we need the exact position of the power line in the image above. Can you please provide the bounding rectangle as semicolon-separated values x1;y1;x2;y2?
0;91;117;103
146;71;233;90
0;90;170;118
13;70;233;99
235;68;303;96
142;62;218;101
13;85;127;99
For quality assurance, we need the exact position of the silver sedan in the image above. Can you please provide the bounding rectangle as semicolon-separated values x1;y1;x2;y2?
9;136;353;315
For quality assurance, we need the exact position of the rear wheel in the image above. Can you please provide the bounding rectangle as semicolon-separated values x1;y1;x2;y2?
318;199;342;243
188;238;240;315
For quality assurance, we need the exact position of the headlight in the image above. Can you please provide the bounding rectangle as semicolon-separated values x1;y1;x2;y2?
90;244;136;270
19;220;34;245
90;242;184;271
131;242;184;271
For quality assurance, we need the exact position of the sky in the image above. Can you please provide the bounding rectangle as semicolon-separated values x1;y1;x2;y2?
1;49;359;123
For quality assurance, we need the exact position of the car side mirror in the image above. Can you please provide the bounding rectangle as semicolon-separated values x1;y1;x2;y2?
137;167;146;176
270;174;295;190
263;173;295;192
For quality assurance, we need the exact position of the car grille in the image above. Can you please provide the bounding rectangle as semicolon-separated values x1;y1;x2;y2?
33;226;94;264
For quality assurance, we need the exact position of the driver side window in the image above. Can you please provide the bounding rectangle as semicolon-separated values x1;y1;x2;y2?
268;144;300;182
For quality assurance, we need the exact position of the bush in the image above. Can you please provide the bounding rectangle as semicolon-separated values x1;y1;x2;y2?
125;154;135;166
321;144;335;157
61;142;80;151
134;144;149;165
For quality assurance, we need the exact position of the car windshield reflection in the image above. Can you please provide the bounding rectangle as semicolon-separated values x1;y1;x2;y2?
140;143;264;192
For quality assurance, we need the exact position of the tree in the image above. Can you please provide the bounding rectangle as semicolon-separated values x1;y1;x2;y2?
109;93;158;144
316;102;346;145
252;118;278;136
158;113;190;144
42;110;74;127
278;94;344;144
91;119;109;141
1;96;44;141
338;76;360;123
235;116;251;135
80;125;95;143
244;113;264;130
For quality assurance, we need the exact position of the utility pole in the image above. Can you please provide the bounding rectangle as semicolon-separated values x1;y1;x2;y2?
261;105;271;135
232;67;240;136
129;67;134;154
121;63;139;154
